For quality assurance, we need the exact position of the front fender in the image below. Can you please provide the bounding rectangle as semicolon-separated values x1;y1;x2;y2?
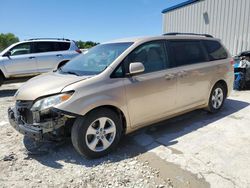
56;94;131;130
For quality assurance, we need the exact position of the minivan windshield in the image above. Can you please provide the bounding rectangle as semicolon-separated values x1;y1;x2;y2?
59;42;133;76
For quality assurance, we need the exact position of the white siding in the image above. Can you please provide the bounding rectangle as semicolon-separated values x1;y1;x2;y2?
163;0;250;55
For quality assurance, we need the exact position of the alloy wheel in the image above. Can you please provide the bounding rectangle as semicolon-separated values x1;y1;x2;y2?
211;88;224;109
85;117;116;152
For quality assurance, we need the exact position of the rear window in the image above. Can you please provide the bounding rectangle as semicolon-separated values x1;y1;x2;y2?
169;40;207;66
203;40;228;61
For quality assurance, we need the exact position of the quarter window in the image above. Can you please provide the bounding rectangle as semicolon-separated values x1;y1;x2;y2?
55;42;70;51
203;40;228;60
169;41;207;66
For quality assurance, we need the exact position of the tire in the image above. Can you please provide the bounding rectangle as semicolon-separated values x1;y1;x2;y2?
207;83;227;113
71;108;123;158
0;73;4;87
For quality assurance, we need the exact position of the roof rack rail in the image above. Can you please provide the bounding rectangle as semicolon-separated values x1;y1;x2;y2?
27;38;70;41
163;32;213;38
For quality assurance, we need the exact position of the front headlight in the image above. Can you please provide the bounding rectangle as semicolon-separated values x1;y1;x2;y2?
31;92;73;111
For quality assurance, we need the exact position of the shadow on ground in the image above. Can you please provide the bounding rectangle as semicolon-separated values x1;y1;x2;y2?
22;98;249;169
0;89;17;98
3;77;32;85
0;77;34;98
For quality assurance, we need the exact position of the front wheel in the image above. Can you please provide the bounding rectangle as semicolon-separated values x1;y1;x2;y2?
71;108;123;158
207;83;226;113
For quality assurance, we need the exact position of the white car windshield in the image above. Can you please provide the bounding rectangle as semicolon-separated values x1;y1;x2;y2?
59;42;133;76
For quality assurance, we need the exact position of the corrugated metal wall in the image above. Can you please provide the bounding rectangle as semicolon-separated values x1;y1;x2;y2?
163;0;250;55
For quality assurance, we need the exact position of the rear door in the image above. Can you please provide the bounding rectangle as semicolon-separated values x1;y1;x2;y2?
3;42;37;76
168;40;211;110
121;40;178;127
34;41;69;72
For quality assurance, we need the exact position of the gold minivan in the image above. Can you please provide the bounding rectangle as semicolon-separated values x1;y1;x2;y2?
8;34;234;158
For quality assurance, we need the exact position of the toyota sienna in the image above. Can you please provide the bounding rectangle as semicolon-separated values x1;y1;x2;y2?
8;33;234;158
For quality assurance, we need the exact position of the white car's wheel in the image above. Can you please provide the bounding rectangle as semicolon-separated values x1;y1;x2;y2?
0;73;4;86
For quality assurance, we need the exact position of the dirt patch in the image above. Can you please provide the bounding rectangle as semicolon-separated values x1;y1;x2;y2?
139;152;210;188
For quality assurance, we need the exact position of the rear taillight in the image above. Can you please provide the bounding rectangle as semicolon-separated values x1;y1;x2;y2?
75;49;82;54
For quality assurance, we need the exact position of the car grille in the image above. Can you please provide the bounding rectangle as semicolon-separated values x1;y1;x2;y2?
15;100;34;124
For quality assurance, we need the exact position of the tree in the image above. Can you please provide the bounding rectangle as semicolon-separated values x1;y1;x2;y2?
76;40;99;49
0;33;19;52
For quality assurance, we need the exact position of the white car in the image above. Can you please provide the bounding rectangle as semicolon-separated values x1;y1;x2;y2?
0;38;81;86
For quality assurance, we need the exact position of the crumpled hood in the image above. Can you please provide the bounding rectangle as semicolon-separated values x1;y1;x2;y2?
15;72;91;101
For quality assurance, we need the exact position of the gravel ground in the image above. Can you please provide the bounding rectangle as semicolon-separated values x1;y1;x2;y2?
0;83;171;188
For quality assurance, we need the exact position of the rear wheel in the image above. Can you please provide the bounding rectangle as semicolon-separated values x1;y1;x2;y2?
207;83;226;113
0;73;4;87
71;108;123;158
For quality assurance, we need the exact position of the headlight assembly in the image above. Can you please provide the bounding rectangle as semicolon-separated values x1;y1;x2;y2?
31;92;73;112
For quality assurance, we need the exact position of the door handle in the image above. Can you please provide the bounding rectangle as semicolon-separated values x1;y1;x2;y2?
56;54;62;57
29;56;35;59
165;74;176;80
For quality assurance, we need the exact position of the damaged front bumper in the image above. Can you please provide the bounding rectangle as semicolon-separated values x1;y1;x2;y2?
8;107;68;140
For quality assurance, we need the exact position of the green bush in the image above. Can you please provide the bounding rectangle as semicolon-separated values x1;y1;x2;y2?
0;33;19;52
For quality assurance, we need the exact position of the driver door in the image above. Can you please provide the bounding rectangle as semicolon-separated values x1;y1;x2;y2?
122;41;178;127
3;42;37;76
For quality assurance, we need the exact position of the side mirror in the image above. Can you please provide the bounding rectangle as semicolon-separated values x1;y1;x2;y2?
129;62;145;75
3;51;11;57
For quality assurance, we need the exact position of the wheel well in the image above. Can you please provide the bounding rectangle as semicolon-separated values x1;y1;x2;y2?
58;60;69;69
215;80;228;96
87;105;127;135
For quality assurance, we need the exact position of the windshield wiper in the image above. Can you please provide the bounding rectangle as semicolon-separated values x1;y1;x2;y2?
65;71;79;76
57;67;79;76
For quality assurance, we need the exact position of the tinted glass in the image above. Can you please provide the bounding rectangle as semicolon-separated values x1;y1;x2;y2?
203;40;228;60
125;41;168;74
60;42;133;76
113;66;123;78
35;42;55;53
10;43;31;56
169;41;207;66
55;42;70;51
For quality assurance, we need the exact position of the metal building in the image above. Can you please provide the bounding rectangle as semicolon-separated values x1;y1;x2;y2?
162;0;250;55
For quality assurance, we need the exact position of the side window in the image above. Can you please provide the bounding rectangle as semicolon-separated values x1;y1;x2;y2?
10;43;32;56
169;40;207;66
34;42;55;53
203;40;228;60
125;41;169;74
55;42;70;51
